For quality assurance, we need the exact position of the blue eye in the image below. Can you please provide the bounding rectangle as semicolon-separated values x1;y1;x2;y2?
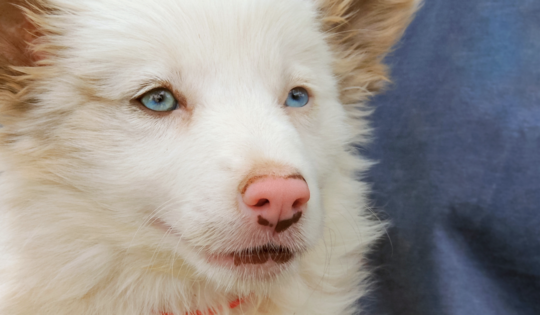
285;87;309;107
140;88;178;112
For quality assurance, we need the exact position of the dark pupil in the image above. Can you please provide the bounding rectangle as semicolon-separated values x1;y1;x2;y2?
291;89;303;100
151;91;165;103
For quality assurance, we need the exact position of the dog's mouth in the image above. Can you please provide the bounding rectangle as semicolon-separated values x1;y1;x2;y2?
203;244;298;270
151;217;299;269
230;244;294;266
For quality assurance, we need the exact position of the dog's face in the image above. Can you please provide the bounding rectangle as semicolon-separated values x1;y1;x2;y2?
5;0;345;289
0;0;418;295
79;0;342;286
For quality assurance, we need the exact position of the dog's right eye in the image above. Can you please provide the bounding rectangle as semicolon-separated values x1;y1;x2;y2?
140;88;178;112
285;87;309;108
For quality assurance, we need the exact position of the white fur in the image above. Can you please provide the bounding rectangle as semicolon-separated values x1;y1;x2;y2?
0;0;388;314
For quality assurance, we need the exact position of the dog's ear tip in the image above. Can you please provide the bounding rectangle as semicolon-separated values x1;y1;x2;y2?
319;0;419;102
0;0;45;68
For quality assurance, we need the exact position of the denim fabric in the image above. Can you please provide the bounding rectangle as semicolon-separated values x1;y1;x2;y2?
364;1;540;314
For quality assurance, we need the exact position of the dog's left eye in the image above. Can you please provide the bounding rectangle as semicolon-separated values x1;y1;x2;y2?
140;88;178;112
285;87;309;108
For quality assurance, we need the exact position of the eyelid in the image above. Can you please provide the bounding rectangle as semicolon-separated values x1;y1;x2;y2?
133;82;167;99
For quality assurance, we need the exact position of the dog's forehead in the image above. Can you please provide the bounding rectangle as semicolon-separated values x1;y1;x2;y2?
154;0;322;76
58;0;327;93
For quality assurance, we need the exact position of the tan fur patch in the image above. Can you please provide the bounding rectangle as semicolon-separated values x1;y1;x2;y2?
320;0;419;105
0;1;56;120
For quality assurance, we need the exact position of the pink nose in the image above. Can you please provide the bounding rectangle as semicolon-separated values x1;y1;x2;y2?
241;176;310;233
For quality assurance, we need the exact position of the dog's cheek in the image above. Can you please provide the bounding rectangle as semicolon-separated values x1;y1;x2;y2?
50;102;186;210
290;95;351;188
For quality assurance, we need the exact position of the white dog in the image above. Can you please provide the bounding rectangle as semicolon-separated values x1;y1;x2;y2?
0;0;418;314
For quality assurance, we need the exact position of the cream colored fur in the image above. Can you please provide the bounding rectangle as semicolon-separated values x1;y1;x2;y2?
0;0;418;314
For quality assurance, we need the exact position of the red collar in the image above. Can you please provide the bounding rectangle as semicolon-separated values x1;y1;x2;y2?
160;298;243;315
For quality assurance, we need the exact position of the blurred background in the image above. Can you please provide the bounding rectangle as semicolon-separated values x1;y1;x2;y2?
363;0;540;314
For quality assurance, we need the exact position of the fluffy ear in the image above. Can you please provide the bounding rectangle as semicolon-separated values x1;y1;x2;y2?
0;0;50;120
0;0;42;68
319;0;420;105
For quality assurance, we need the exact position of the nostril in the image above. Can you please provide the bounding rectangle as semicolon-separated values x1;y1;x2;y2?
254;199;269;207
292;198;305;209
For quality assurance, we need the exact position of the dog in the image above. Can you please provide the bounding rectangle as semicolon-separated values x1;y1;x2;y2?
0;0;418;314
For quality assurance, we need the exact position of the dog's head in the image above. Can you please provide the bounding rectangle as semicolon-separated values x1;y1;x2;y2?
0;0;417;293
